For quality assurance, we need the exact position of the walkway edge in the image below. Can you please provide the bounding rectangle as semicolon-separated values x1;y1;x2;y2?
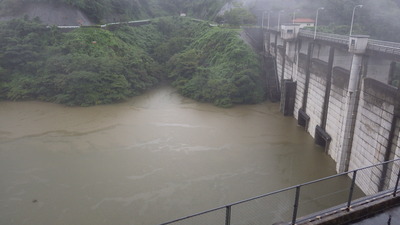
296;191;400;225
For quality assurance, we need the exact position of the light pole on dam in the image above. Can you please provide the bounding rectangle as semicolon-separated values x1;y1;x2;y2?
263;20;400;195
349;5;363;36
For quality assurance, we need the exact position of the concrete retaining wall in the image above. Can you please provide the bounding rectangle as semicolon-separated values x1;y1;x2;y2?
276;46;284;87
349;79;399;194
333;48;353;71
366;58;392;84
264;29;400;195
326;68;349;164
293;54;308;120
284;56;294;80
390;119;400;188
306;59;329;137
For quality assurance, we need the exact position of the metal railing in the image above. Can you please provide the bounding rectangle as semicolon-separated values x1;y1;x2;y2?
46;19;152;30
299;30;348;45
368;39;400;55
267;27;280;33
298;30;400;56
159;159;400;225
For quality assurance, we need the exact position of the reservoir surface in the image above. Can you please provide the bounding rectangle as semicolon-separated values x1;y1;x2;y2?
1;85;346;225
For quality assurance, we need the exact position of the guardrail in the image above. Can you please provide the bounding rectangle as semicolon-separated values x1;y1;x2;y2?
159;159;400;225
297;30;400;56
368;39;400;55
299;30;348;45
267;27;280;32
46;19;152;30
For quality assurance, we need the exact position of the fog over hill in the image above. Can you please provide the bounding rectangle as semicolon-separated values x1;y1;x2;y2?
0;0;229;24
0;0;399;42
244;0;400;42
0;2;92;25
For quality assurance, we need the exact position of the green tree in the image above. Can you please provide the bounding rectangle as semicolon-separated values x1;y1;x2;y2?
223;8;257;26
0;17;265;107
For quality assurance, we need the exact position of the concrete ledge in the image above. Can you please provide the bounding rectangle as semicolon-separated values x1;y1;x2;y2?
363;78;398;106
297;192;400;225
298;53;308;70
310;59;329;78
332;67;350;89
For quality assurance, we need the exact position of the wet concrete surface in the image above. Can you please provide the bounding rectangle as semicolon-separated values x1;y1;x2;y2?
350;205;400;225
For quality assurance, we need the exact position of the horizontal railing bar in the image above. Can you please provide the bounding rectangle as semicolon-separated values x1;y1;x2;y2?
159;159;400;225
229;185;296;206
296;30;400;55
161;185;300;224
295;189;399;224
367;44;400;51
369;39;400;47
159;206;227;225
291;158;400;188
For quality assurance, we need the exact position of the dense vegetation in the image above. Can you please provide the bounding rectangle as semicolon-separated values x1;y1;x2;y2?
0;18;161;106
218;7;257;26
168;29;263;106
0;17;265;107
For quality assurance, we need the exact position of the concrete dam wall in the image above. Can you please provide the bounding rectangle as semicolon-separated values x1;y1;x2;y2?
259;27;400;195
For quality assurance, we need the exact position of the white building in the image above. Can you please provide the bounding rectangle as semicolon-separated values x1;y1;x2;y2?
292;18;315;28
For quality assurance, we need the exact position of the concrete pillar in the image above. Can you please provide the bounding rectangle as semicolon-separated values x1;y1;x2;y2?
280;40;299;116
280;41;287;113
389;62;397;85
281;41;287;82
274;33;278;56
320;47;335;129
297;43;314;129
286;41;296;62
348;54;363;93
337;54;364;172
265;30;271;54
314;47;335;151
337;36;368;173
301;43;314;111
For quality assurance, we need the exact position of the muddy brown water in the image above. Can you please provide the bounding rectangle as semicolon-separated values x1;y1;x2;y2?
0;85;356;225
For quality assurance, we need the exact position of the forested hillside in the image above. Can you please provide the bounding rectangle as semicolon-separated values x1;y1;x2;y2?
5;0;398;107
0;17;264;107
0;0;228;22
167;28;264;107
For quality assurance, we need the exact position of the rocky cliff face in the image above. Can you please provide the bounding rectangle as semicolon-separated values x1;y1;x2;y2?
0;2;93;26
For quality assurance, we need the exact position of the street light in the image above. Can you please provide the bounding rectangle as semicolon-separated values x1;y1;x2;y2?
292;9;300;24
314;7;324;40
261;11;266;29
277;10;284;31
350;5;363;36
262;10;271;29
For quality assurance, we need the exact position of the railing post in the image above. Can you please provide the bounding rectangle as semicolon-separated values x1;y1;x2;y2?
292;186;301;225
347;170;357;210
394;166;400;197
225;205;231;225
